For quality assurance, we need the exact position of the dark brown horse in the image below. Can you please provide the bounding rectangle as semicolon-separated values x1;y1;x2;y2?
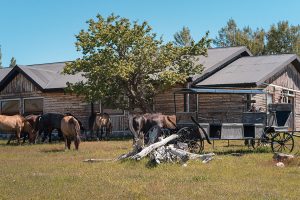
61;115;81;150
0;114;36;145
89;113;112;140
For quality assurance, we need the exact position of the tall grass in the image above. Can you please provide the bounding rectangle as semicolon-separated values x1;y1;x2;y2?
0;139;299;200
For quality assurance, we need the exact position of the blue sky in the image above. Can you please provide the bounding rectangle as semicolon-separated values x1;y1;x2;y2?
0;0;299;67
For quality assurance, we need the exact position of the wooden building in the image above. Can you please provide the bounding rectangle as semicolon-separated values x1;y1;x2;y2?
193;54;300;130
1;46;299;134
0;63;128;134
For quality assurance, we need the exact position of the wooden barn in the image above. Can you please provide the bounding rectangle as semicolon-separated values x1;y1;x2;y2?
154;46;252;114
190;54;300;131
1;46;300;134
0;62;128;134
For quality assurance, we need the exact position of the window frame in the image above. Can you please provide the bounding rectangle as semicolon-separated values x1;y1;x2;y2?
0;98;21;115
23;97;44;115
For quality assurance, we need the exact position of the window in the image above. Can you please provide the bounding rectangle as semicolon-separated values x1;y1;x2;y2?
23;98;43;115
281;90;294;104
1;99;20;115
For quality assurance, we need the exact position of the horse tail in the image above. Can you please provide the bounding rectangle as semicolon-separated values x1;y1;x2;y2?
69;117;81;150
191;116;211;144
128;114;137;139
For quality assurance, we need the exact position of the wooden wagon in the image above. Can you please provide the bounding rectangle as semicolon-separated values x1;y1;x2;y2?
173;88;295;153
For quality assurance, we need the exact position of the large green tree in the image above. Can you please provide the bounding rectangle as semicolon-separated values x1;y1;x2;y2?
64;14;211;112
173;26;194;47
9;57;16;68
213;19;265;55
266;21;300;55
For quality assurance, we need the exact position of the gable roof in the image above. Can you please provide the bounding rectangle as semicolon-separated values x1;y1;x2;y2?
192;46;252;82
0;62;84;91
195;54;300;87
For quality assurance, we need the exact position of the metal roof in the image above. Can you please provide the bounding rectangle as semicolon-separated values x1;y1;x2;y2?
0;62;85;91
196;54;300;87
174;88;266;94
192;46;251;82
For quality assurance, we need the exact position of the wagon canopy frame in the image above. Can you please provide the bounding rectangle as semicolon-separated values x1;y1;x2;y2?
173;87;266;116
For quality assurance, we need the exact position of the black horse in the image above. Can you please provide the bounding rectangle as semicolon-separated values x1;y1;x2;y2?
35;113;85;143
35;113;65;142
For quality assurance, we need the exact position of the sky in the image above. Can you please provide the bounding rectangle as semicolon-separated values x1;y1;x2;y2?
0;0;300;67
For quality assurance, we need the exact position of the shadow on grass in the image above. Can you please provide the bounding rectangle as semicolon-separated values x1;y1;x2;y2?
212;146;272;156
40;148;65;153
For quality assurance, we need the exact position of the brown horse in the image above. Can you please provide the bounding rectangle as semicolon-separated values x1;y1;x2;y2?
128;113;177;147
90;113;112;140
0;114;36;145
61;116;81;150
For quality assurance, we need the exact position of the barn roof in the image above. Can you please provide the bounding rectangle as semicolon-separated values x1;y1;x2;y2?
0;62;84;91
195;54;300;87
192;46;252;81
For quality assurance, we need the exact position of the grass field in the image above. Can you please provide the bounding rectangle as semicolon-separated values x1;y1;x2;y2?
0;139;300;200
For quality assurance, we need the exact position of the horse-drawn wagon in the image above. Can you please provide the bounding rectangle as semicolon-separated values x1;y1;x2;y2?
173;88;296;153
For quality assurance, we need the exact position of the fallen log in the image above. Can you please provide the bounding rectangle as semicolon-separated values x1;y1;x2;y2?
131;134;180;160
167;146;215;161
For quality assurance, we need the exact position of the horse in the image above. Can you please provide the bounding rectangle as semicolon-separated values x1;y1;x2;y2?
64;113;85;132
128;113;177;147
61;115;81;150
89;112;112;140
35;113;65;143
0;114;36;145
128;113;211;148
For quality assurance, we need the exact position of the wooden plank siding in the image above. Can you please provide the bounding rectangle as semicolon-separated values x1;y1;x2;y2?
153;84;185;115
196;94;246;123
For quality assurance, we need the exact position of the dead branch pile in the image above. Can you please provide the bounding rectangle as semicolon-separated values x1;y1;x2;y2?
118;134;215;165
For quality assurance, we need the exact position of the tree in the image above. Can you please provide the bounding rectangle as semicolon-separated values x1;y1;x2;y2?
174;26;194;47
63;14;211;112
213;19;266;55
0;45;3;68
266;21;300;56
9;57;16;68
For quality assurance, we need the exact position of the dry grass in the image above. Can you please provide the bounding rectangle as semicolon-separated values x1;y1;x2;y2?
0;139;300;200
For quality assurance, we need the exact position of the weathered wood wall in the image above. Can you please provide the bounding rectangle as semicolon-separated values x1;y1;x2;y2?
154;84;185;115
0;72;129;132
252;63;300;130
196;94;246;123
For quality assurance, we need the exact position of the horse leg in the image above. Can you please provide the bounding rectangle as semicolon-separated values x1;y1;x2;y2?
7;135;14;145
96;128;99;141
74;135;80;150
48;129;53;143
64;136;68;150
16;129;21;145
67;137;71;150
100;127;103;140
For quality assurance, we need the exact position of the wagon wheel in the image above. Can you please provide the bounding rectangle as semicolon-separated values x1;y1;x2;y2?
271;132;294;153
188;140;204;154
176;127;204;154
176;127;192;143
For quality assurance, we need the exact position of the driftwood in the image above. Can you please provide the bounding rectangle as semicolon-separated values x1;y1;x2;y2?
117;132;215;164
131;134;180;160
167;146;215;161
83;158;115;163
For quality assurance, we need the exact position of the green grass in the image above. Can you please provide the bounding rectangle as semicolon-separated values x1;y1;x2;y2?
0;139;300;200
